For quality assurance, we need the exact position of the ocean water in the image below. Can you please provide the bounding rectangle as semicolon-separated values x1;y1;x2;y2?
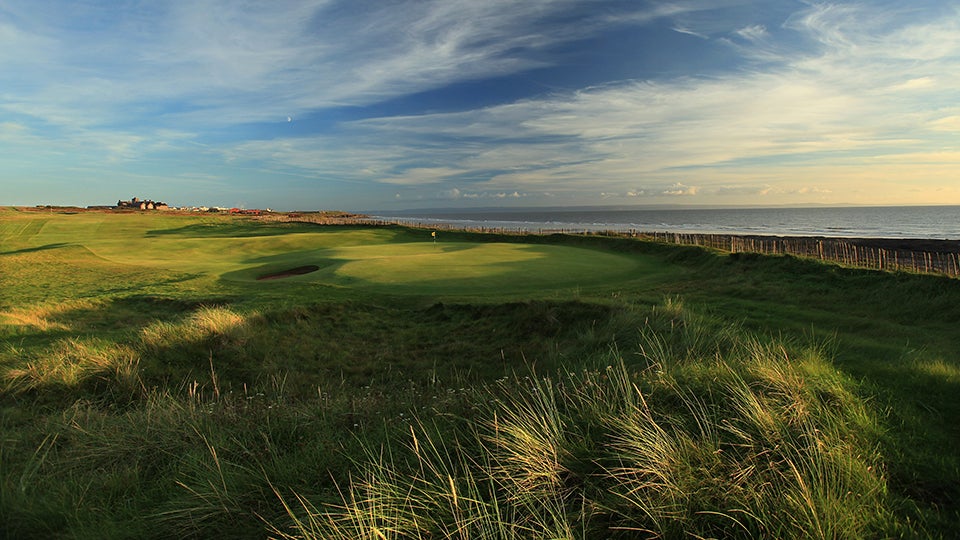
372;205;960;240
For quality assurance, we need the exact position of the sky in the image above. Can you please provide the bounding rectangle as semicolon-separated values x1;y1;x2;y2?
1;0;959;211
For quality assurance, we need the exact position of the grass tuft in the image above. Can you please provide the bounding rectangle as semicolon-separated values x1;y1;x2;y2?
140;306;258;350
2;337;140;395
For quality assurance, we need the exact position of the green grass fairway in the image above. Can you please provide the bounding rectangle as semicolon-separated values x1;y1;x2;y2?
1;211;662;299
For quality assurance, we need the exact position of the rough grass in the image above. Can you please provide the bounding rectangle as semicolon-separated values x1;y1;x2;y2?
3;337;140;395
271;310;889;539
140;306;257;350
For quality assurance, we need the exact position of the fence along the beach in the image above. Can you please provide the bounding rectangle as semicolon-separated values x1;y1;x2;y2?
639;232;959;277
257;214;959;278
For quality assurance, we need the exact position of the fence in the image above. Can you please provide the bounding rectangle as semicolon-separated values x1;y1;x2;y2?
636;232;960;277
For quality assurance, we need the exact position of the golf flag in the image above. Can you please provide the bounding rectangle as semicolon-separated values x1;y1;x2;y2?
431;231;436;238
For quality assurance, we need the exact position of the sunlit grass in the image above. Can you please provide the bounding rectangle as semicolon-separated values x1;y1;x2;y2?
0;307;70;333
0;299;100;333
326;243;644;293
910;357;960;382
140;306;258;349
2;337;140;394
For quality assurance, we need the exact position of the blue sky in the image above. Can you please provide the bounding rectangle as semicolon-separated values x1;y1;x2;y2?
2;0;959;211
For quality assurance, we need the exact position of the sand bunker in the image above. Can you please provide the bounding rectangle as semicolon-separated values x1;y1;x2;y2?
256;265;321;281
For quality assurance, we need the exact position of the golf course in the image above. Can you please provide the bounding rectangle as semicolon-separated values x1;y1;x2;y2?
2;207;959;538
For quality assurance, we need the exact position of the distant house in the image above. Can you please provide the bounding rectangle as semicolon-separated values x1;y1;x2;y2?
116;197;168;211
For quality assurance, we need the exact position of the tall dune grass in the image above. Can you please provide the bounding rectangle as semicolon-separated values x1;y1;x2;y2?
2;337;140;395
0;299;99;333
140;306;258;350
270;307;889;539
1;305;259;398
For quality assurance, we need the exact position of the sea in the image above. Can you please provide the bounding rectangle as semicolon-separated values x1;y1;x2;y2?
370;205;960;240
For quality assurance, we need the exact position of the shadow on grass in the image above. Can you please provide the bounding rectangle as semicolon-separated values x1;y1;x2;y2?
219;253;346;283
865;353;960;523
146;222;319;238
3;295;634;409
145;222;408;240
1;296;238;389
0;243;71;256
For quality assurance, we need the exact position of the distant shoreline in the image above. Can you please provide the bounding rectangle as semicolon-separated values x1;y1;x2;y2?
368;205;960;242
248;210;960;257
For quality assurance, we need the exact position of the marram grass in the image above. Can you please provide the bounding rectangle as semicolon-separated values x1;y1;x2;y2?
270;315;889;539
140;306;259;350
2;337;140;394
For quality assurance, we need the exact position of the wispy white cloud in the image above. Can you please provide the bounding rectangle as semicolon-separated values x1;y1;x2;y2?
672;26;709;39
662;183;700;196
430;187;527;201
720;184;777;196
0;121;33;141
277;2;958;204
734;24;768;42
2;0;721;195
380;167;466;186
0;0;695;131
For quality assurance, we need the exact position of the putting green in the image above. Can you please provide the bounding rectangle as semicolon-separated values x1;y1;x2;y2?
222;241;647;293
